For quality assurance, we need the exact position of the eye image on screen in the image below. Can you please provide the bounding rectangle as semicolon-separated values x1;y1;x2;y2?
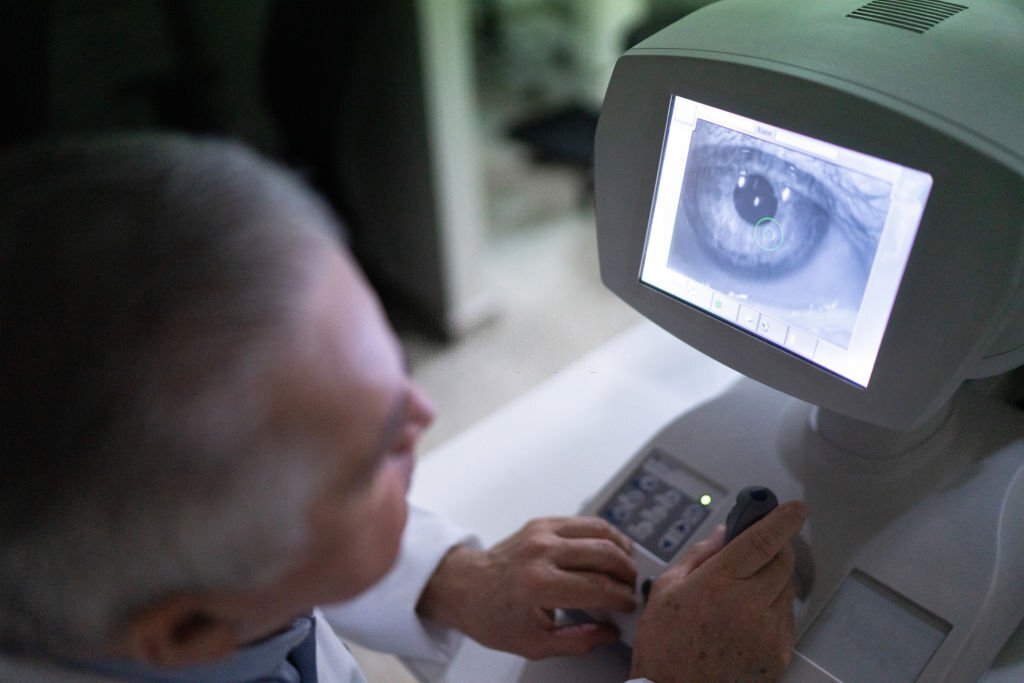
666;119;893;349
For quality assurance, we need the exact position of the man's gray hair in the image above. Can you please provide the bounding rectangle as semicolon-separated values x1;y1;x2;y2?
0;134;342;657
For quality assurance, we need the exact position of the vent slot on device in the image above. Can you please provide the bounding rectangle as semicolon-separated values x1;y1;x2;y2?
847;0;968;33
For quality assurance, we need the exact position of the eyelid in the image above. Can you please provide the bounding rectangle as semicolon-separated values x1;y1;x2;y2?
712;145;824;199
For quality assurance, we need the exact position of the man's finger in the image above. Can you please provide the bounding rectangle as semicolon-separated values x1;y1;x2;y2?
554;516;634;554
664;523;726;579
770;568;797;613
714;501;807;579
537;569;638;612
771;578;798;654
546;621;620;657
552;537;638;585
751;543;796;605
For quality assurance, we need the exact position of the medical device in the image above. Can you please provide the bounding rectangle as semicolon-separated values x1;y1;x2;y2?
582;1;1024;680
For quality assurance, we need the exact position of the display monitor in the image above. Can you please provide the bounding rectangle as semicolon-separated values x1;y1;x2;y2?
594;0;1024;429
639;96;932;387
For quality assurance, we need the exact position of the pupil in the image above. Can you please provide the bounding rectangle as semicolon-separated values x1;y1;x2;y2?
733;174;779;225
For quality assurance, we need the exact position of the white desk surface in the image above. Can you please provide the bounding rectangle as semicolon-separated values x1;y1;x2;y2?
405;321;1024;683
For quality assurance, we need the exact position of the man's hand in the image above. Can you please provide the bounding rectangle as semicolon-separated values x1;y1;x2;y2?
416;516;638;659
630;501;807;683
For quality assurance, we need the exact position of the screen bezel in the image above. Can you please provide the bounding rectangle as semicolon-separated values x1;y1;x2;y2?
595;54;1022;429
638;95;933;388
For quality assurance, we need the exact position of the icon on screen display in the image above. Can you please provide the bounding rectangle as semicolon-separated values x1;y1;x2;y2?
754;217;784;251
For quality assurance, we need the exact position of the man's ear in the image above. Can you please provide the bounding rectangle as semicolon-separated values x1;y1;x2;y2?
119;595;239;667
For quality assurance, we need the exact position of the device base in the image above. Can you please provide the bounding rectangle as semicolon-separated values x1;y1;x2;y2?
582;378;1024;682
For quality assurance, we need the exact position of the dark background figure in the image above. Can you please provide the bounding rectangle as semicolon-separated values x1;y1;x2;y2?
0;0;459;339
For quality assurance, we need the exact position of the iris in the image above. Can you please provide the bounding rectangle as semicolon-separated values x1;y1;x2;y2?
681;144;831;277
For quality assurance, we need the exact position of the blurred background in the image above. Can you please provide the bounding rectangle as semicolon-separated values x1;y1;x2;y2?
0;1;713;678
0;0;716;445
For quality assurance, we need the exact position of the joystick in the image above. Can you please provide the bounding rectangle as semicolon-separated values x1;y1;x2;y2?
725;486;778;543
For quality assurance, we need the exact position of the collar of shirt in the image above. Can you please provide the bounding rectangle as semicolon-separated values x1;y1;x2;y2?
69;614;315;683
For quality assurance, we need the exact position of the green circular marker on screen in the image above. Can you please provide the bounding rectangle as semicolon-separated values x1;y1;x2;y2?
754;217;784;251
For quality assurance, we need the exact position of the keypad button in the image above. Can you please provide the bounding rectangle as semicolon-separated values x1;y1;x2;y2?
656;489;684;509
657;532;684;554
670;519;691;537
610;502;632;522
623;489;647;506
636;474;660;493
627;520;655;540
682;503;708;525
641;504;668;523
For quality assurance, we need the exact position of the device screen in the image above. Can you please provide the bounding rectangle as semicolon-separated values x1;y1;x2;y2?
640;96;933;387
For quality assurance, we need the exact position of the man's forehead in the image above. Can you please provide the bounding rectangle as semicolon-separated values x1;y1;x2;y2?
318;249;402;375
273;246;405;446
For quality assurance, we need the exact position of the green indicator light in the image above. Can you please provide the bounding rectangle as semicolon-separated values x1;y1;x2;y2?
700;494;712;506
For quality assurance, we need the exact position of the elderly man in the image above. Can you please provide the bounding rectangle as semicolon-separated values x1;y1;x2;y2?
0;135;805;682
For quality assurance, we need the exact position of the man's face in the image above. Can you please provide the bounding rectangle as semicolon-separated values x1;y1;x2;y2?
244;246;436;632
113;245;437;661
